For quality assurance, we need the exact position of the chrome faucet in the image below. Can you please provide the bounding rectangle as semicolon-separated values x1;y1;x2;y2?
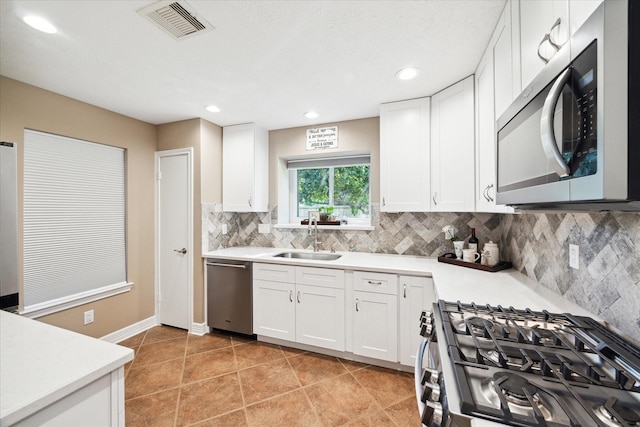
308;215;321;252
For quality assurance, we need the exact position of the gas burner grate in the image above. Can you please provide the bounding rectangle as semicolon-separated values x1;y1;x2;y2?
436;300;640;427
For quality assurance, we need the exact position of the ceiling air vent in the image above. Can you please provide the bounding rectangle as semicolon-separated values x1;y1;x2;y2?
137;1;213;40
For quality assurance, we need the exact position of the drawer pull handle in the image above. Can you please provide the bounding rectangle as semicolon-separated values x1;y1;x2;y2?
297;291;301;303
289;290;293;302
355;299;360;312
403;284;407;298
367;280;383;286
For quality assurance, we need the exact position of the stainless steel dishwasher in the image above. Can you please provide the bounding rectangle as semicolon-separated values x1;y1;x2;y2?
206;259;253;335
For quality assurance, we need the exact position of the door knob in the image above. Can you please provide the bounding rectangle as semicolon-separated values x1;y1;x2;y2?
174;248;187;255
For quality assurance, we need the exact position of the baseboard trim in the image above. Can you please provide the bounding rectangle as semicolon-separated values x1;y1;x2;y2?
190;322;208;336
101;316;158;344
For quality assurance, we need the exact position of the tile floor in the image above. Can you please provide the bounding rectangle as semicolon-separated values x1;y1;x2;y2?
120;326;421;426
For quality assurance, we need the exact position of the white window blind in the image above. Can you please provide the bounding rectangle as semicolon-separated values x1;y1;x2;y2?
23;130;128;315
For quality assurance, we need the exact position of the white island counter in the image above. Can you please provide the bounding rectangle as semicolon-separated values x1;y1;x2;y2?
0;311;133;426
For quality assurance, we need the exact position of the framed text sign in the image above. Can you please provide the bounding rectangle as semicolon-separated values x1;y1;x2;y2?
306;126;338;150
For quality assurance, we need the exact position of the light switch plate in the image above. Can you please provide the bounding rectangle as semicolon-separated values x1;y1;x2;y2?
569;244;579;269
258;223;270;234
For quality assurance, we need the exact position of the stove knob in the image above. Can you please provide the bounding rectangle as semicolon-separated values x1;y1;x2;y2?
421;367;440;385
421;401;444;427
420;322;434;338
421;381;441;403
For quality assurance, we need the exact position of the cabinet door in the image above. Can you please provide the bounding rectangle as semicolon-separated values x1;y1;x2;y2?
519;0;569;90
252;279;295;341
399;276;435;367
353;291;398;362
493;1;518;119
295;284;345;351
379;98;431;212
569;0;602;37
430;76;475;212
222;123;268;212
476;43;513;214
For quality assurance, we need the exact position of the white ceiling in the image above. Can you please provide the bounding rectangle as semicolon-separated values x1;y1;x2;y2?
0;0;506;131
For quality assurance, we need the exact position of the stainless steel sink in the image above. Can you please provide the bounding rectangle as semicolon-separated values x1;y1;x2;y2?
273;252;342;261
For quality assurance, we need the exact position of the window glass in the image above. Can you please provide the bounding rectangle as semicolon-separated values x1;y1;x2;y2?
294;164;370;221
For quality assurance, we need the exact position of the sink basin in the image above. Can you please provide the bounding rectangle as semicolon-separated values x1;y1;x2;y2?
273;252;342;261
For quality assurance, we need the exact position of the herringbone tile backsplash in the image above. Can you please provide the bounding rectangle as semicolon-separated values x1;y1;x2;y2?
203;204;640;343
203;203;501;256
501;212;640;343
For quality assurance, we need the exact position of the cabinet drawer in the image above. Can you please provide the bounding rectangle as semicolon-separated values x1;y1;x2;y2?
296;267;344;289
354;271;397;295
253;263;295;282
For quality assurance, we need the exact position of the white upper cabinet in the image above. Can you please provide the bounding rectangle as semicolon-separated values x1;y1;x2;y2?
519;0;570;90
379;97;431;212
493;1;520;120
430;76;475;212
569;0;603;36
476;13;514;213
222;123;268;212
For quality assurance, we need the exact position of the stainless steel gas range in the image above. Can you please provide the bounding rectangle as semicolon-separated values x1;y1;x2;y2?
415;300;640;427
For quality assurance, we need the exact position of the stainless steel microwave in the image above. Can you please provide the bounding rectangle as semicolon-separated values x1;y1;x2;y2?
496;1;640;210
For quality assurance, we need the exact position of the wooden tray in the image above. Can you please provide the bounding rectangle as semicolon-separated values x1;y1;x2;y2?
301;219;341;225
437;256;512;272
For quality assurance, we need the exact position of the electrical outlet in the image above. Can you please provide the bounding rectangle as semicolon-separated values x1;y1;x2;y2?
569;244;579;269
222;224;228;235
258;223;270;234
84;309;94;325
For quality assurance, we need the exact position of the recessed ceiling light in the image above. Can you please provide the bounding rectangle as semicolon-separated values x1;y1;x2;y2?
395;67;420;80
304;111;319;119
22;15;57;34
205;105;221;113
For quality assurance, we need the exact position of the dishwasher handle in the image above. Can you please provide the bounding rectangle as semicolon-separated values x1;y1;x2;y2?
206;262;247;269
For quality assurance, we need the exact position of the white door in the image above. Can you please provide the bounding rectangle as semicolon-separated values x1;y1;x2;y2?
157;149;192;330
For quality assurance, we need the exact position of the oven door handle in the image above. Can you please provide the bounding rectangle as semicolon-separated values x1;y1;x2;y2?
415;337;429;414
540;67;571;178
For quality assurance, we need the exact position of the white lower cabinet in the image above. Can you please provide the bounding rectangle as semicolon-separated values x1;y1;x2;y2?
253;263;345;351
253;263;434;367
253;278;296;341
296;283;345;350
399;276;436;367
352;271;398;362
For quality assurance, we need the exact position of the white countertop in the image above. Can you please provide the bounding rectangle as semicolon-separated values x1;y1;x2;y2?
0;311;134;425
203;247;596;316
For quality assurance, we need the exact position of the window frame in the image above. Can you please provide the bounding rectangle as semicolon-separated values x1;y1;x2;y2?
288;156;371;226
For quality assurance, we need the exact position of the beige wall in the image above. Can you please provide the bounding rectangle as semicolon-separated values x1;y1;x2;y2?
157;118;222;323
0;76;157;337
268;117;380;206
201;119;222;204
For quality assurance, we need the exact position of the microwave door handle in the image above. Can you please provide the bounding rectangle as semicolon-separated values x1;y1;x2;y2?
540;67;571;177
